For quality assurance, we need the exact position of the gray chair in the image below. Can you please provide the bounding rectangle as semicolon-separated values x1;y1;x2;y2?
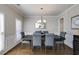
21;32;27;45
55;32;66;50
32;32;42;51
45;33;54;52
60;32;66;38
21;32;32;48
43;31;48;34
35;31;41;33
21;32;26;38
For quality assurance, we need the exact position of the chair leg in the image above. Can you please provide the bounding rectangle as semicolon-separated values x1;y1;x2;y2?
30;41;31;48
59;43;61;50
45;46;46;54
52;46;54;52
54;42;57;51
40;47;42;54
32;46;34;52
21;42;23;45
21;42;24;48
63;41;65;49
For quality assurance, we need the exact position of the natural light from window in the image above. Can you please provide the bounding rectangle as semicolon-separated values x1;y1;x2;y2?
16;19;22;41
0;13;4;51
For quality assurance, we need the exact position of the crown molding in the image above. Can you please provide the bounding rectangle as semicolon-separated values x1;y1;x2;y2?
58;4;77;17
5;4;25;18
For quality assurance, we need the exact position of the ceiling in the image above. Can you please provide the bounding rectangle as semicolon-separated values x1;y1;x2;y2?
10;4;73;16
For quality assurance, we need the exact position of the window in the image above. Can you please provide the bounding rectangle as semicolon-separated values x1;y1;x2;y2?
16;19;22;41
0;13;4;51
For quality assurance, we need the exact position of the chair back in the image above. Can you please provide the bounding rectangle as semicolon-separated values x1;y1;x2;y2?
35;31;41;33
60;32;66;37
45;33;54;47
33;33;41;47
43;31;48;34
21;32;25;38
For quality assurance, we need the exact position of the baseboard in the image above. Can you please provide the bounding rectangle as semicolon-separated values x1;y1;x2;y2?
64;42;73;49
65;43;73;49
0;40;21;55
64;44;73;50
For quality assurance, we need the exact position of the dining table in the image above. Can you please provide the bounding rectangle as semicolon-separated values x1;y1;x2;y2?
54;34;65;41
24;33;65;48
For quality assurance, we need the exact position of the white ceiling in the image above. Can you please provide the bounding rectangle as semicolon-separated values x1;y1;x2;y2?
12;4;73;16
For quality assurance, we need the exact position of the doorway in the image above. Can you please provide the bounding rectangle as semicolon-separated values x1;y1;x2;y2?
60;17;64;32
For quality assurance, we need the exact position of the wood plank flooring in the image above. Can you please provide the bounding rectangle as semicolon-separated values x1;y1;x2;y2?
5;43;73;55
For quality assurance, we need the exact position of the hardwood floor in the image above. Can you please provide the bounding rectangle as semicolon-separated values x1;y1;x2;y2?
5;43;73;55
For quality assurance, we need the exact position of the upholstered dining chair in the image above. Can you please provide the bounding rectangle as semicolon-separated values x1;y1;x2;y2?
21;32;26;45
21;32;32;48
21;32;25;38
32;32;42;51
45;33;54;53
55;32;66;50
60;32;66;38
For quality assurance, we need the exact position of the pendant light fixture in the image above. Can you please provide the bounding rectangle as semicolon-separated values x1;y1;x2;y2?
40;8;46;24
35;8;46;29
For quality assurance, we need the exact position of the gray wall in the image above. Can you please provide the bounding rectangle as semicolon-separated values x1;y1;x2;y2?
0;5;24;54
23;16;59;35
58;5;79;48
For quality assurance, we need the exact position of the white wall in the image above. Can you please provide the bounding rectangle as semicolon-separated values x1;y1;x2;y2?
58;5;79;48
23;16;59;35
0;5;23;54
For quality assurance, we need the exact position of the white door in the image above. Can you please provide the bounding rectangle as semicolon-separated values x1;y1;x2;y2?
0;13;4;51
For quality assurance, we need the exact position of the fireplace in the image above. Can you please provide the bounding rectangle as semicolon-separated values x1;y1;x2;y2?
73;35;79;55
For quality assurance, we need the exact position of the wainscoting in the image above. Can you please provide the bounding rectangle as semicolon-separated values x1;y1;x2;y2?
0;35;21;55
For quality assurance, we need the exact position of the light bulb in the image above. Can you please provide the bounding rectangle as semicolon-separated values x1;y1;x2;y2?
43;19;46;23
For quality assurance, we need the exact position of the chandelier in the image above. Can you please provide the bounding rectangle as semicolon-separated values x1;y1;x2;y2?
35;8;46;29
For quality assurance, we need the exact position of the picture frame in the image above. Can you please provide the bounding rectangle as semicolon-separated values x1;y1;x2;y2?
71;15;79;29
